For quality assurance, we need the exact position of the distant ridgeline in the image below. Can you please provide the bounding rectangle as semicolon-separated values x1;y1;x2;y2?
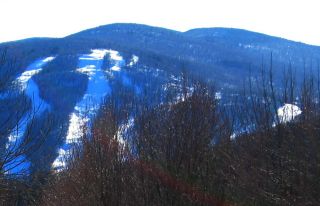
0;23;319;173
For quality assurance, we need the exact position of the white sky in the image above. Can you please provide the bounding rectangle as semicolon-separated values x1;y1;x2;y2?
1;0;320;45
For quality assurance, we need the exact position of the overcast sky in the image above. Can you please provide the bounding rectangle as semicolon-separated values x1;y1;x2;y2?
1;0;319;45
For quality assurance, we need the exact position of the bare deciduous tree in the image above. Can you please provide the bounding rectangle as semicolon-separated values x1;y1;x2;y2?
0;49;53;204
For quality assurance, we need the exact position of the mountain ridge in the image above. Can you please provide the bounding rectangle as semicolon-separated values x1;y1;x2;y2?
1;23;319;47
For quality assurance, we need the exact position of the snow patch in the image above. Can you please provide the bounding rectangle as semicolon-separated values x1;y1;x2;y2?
108;50;123;61
76;65;97;77
17;69;42;85
43;56;55;63
111;66;121;71
106;50;125;72
215;92;222;100
52;149;69;172
66;113;88;144
230;133;237;140
277;103;302;123
79;49;109;60
128;55;139;67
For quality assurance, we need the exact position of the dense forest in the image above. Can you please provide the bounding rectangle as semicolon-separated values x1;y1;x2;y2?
1;53;320;205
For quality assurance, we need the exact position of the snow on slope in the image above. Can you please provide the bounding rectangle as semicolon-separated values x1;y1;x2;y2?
277;103;302;123
128;55;139;67
52;149;68;170
52;49;126;171
7;57;55;144
116;117;134;147
76;65;96;79
17;57;55;86
230;103;302;140
5;56;55;174
108;50;125;71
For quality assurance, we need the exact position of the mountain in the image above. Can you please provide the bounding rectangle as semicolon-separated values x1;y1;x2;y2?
2;24;320;89
186;27;320;66
1;23;320;173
